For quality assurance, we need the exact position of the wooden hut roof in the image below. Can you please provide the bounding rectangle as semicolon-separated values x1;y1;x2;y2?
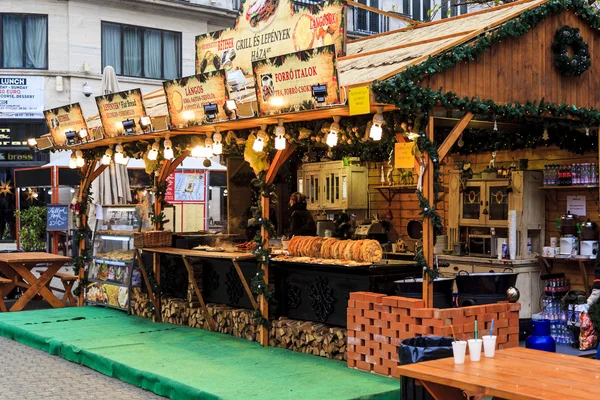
338;0;549;87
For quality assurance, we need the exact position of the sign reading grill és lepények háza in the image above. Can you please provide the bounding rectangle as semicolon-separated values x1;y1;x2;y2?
195;0;344;108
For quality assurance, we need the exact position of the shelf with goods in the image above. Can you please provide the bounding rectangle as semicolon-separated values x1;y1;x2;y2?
87;205;146;312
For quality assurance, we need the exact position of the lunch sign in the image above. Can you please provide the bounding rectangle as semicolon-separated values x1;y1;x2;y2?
194;0;344;113
253;45;340;115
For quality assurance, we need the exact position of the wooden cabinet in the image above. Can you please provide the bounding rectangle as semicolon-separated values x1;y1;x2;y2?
297;161;367;211
449;170;545;260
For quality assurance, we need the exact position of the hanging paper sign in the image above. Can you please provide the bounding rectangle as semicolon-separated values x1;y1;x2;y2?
195;0;345;104
348;86;370;116
394;142;416;169
567;195;586;216
43;103;88;146
252;45;339;115
95;89;146;137
163;71;229;128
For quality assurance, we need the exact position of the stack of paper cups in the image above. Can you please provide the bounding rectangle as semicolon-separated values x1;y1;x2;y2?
508;210;517;260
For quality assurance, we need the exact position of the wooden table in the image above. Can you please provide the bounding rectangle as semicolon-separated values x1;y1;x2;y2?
538;256;593;297
398;347;600;400
0;252;72;311
138;247;256;327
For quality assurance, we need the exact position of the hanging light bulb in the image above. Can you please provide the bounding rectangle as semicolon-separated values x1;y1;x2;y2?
69;152;77;169
191;136;206;158
163;135;174;160
326;116;340;147
369;107;384;141
213;128;223;155
275;118;286;150
586;127;590;136
114;142;124;165
253;124;268;152
493;117;498;131
147;139;160;161
75;150;85;167
102;147;113;165
205;134;214;157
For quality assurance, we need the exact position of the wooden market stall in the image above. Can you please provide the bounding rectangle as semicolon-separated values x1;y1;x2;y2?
24;0;600;383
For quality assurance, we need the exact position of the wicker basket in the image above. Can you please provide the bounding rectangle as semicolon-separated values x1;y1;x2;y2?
134;230;172;248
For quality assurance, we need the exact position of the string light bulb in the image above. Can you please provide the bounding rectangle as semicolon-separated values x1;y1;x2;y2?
213;128;223;155
205;134;214;157
69;152;77;169
102;147;113;165
163;135;174;160
275;119;286;150
191;136;206;158
326;116;340;147
114;142;129;166
76;150;85;167
253;124;268;152
369;106;384;141
147;139;160;161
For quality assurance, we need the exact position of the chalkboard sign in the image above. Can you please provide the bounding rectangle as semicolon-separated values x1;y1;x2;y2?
47;204;69;231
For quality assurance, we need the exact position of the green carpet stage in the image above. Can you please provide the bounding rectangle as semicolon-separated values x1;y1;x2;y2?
0;307;399;400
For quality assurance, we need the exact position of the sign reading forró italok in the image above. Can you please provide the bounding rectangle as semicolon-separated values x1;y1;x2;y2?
43;103;88;146
253;45;339;116
163;71;229;127
195;0;344;106
95;89;146;137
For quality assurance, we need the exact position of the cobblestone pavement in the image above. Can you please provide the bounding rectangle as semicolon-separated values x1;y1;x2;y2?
0;336;167;399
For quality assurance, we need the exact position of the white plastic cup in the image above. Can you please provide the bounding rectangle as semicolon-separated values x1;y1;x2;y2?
482;335;497;358
452;340;467;364
468;339;483;362
550;237;558;247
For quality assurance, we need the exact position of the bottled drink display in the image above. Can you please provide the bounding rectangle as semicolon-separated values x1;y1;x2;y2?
542;296;574;345
543;163;598;186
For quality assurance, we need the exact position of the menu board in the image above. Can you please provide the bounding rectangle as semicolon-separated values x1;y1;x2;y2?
43;103;88;146
46;204;69;231
195;0;344;104
253;45;339;115
95;89;146;137
164;170;206;203
163;71;229;127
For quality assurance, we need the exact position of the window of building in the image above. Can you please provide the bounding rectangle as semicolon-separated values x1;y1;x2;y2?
102;22;181;80
1;14;48;69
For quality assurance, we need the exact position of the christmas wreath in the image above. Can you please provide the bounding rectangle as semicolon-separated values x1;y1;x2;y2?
552;26;591;76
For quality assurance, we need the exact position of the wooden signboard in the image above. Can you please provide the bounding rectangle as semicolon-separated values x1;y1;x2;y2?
43;103;88;146
95;89;146;137
195;0;345;106
253;45;339;115
163;71;229;127
46;204;69;231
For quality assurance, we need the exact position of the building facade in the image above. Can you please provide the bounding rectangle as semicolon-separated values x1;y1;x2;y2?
0;0;237;239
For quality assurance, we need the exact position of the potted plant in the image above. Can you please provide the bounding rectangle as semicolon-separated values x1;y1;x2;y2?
14;206;47;251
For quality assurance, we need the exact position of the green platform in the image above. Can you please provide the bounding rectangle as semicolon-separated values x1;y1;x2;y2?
0;307;399;400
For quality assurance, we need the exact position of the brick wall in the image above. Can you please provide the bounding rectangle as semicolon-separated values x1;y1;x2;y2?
347;292;520;378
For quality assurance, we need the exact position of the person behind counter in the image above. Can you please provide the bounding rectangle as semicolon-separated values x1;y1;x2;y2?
586;256;600;360
288;192;316;237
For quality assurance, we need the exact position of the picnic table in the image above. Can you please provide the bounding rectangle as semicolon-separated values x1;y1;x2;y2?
397;347;600;400
0;252;72;311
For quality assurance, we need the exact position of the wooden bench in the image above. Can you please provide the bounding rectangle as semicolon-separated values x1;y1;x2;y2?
36;269;78;306
0;277;13;312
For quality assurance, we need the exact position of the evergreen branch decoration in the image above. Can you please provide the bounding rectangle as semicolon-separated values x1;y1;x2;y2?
552;25;591;76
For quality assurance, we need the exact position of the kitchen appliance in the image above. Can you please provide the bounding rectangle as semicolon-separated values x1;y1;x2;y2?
354;220;389;243
558;212;579;236
455;270;518;307
559;234;579;255
580;240;598;258
468;234;498;257
316;220;336;237
580;219;598;241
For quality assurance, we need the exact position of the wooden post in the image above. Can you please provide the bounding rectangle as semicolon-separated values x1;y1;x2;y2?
259;195;270;346
422;116;435;308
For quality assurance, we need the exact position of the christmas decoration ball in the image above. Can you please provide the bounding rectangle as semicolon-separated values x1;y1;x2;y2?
506;286;520;302
203;159;212;167
562;30;570;38
570;59;578;66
